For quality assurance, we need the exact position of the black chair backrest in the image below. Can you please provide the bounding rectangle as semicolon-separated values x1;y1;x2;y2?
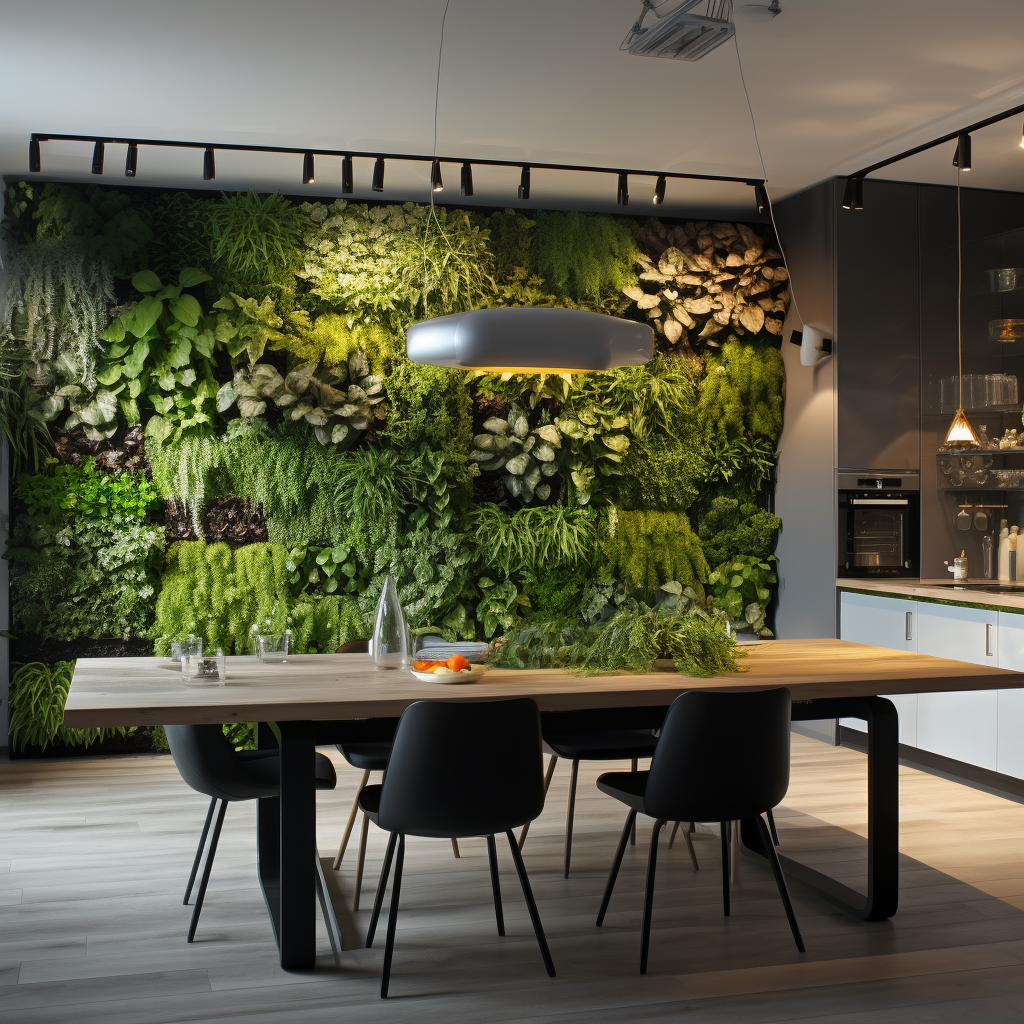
377;698;544;838
165;724;279;803
643;687;792;822
337;641;370;654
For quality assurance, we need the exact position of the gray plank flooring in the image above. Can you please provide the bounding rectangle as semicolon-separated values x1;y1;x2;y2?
4;735;1024;1022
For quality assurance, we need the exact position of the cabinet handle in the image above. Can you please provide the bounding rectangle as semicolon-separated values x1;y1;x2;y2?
986;622;994;657
905;611;913;642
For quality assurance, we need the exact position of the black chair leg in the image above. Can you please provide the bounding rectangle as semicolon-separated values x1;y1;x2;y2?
486;834;505;936
184;798;217;905
720;821;730;917
366;830;398;948
630;759;638;845
564;759;579;877
767;807;780;847
757;815;805;953
640;818;666;975
596;808;637;926
505;830;556;978
380;834;405;998
187;799;227;942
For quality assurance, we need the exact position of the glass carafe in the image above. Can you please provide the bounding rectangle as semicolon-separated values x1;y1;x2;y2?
372;575;409;670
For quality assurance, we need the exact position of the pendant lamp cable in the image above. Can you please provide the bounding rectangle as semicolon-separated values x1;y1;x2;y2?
957;161;963;410
424;0;453;320
732;31;805;333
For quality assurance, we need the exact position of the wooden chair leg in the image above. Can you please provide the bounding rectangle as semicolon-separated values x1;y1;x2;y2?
353;812;370;911
334;769;371;870
668;820;680;848
680;824;699;871
563;760;579;877
519;754;558;849
451;838;461;858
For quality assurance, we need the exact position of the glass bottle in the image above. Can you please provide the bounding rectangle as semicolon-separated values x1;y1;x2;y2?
372;575;410;670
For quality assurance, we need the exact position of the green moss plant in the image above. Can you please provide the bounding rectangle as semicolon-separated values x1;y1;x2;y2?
603;509;709;595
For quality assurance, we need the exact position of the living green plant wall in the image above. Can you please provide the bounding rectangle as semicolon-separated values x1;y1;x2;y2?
1;180;788;752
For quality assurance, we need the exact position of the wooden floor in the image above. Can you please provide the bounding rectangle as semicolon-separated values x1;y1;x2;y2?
5;735;1024;1022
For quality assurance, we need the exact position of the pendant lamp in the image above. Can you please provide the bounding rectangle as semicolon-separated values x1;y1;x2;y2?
944;162;981;449
406;307;654;374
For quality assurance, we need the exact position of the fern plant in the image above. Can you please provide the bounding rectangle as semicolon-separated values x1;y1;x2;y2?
603;509;709;595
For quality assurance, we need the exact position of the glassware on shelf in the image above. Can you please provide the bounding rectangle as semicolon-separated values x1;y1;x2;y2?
372;575;410;671
989;319;1024;343
987;269;1024;292
257;631;291;664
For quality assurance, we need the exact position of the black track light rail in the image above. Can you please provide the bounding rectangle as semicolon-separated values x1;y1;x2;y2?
28;132;765;189
846;101;1024;183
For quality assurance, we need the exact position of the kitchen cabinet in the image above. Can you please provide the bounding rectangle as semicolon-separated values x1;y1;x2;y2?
997;611;1024;778
838;591;918;743
915;603;998;770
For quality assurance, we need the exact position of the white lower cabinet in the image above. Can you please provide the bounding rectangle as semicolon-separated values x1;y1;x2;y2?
838;591;918;743
997;612;1024;778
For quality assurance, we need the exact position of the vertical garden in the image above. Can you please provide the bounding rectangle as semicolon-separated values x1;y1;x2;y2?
0;182;787;752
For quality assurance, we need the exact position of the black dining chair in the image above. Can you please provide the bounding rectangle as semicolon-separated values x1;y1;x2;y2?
329;642;459;909
165;723;338;942
357;697;556;998
519;708;689;877
594;687;804;974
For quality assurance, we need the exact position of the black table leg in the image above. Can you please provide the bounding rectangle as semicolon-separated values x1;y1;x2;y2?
740;695;899;922
256;720;318;968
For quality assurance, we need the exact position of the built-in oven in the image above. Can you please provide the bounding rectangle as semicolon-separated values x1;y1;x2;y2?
838;473;920;577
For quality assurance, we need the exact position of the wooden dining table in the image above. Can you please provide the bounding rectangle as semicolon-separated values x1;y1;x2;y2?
65;638;1022;969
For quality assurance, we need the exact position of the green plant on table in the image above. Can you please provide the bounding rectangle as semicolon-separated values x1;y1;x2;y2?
8;661;131;751
708;555;777;637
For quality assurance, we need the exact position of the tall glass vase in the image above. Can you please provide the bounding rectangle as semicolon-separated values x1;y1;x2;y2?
372;575;409;670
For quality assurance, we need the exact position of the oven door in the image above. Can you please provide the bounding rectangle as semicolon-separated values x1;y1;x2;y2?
839;494;918;577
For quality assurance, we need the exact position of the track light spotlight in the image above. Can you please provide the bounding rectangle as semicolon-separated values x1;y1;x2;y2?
754;184;769;215
203;146;216;181
842;176;863;210
342;155;353;194
431;159;443;192
519;165;531;200
953;132;971;171
302;152;315;185
1019;120;1024;150
125;143;138;177
460;161;473;197
372;157;385;192
616;172;629;206
653;175;666;204
29;138;40;173
91;140;104;175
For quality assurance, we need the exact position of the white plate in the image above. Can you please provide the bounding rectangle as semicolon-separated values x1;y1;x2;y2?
411;666;489;685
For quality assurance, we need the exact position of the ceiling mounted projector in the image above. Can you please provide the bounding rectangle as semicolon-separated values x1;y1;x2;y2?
621;0;735;61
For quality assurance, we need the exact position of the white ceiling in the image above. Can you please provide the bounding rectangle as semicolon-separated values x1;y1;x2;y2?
3;0;1024;216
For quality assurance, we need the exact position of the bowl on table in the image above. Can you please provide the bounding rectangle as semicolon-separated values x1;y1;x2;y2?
411;665;489;685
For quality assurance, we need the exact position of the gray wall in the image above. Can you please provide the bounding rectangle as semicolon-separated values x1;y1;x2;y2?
772;181;839;640
0;186;9;749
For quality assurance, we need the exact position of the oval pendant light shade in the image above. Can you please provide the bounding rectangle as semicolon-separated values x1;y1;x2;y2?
406;307;654;373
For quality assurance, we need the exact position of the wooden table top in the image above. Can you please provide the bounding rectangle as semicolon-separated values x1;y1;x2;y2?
63;639;1023;728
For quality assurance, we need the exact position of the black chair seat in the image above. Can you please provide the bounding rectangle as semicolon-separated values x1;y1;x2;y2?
338;742;391;772
358;783;382;822
596;769;650;812
544;729;658;761
233;748;338;791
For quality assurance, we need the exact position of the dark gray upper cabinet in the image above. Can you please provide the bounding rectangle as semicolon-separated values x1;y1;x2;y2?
836;180;921;472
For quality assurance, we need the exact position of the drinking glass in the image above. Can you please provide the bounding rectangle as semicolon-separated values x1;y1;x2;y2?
183;649;226;687
257;631;291;664
171;635;203;663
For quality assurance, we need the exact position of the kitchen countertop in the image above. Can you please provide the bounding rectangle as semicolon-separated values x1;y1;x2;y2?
837;578;1024;612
